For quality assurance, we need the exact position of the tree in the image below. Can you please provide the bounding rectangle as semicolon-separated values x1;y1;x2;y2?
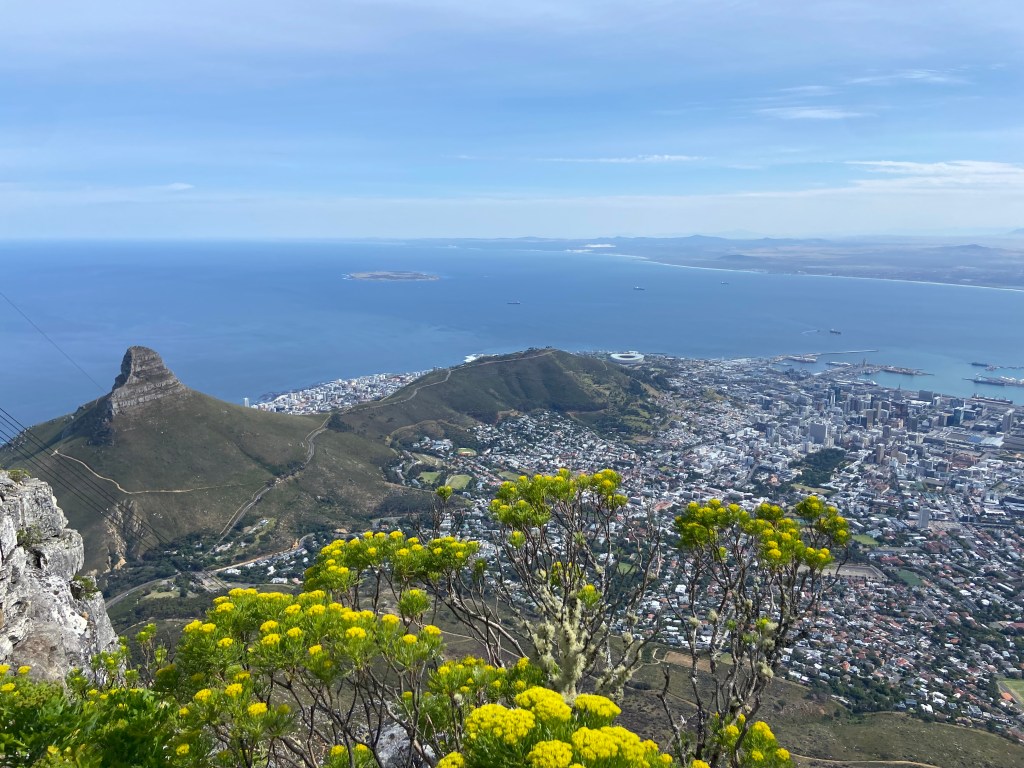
663;496;849;767
422;470;662;701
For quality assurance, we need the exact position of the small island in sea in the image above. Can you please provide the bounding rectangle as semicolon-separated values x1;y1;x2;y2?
346;270;439;281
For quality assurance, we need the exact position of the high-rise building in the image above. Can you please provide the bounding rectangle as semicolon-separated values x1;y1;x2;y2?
809;421;830;445
917;507;931;530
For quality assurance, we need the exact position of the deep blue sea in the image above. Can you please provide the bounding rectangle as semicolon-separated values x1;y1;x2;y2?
2;240;1022;426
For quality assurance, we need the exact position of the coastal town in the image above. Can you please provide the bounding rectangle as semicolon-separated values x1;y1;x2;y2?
241;353;1024;741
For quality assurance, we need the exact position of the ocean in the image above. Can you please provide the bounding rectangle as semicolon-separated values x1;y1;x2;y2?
2;240;1022;426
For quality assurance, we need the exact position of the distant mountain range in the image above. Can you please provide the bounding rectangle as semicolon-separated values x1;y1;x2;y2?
0;347;661;570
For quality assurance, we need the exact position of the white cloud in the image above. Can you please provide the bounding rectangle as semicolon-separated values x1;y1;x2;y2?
541;154;702;164
849;69;968;86
758;107;867;120
777;85;837;96
846;160;1024;190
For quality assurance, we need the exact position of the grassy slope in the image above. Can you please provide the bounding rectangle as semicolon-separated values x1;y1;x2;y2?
0;390;399;567
340;348;660;444
2;350;657;567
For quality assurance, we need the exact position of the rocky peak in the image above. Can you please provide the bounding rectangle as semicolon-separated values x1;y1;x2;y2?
108;346;186;416
0;471;118;680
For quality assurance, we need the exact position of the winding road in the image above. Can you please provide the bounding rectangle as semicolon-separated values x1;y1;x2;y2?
216;414;332;543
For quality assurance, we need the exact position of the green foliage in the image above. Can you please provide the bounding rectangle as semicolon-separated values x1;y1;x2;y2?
790;448;846;488
15;526;44;549
482;469;659;699
0;651;185;768
5;468;31;483
70;575;100;600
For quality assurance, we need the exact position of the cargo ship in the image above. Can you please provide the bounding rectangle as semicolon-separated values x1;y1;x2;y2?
968;376;1024;388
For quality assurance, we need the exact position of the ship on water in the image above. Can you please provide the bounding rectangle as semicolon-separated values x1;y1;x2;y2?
968;376;1024;388
829;328;842;335
971;362;990;367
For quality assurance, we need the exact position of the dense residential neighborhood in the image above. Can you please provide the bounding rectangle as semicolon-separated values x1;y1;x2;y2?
242;353;1024;740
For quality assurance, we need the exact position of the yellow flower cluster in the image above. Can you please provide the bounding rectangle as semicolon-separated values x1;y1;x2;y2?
571;727;617;761
304;530;480;593
491;469;628;530
465;703;537;745
515;686;572;725
437;753;466;768
527;739;574;768
444;679;674;768
573;694;621;724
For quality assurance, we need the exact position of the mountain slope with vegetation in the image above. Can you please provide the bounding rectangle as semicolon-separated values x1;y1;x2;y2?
0;348;398;569
1;347;663;571
338;348;664;446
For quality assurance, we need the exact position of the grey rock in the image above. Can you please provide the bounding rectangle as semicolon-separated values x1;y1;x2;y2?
0;472;119;680
375;723;434;768
108;345;186;416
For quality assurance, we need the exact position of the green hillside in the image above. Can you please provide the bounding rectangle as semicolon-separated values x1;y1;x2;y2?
1;347;661;573
339;348;663;445
1;389;398;570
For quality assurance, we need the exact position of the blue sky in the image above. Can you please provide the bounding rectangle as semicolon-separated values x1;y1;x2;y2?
1;0;1023;237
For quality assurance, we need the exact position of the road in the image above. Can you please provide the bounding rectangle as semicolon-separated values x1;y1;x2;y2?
106;534;316;607
216;414;331;543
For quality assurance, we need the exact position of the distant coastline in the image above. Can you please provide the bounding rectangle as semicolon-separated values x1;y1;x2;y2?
555;235;1024;292
345;271;439;281
623;255;1024;294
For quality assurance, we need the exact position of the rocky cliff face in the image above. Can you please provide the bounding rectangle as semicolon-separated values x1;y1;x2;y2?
0;471;118;680
108;345;187;416
64;346;188;445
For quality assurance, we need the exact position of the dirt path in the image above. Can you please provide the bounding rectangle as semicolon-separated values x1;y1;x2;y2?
792;757;942;768
52;449;239;495
216;414;331;542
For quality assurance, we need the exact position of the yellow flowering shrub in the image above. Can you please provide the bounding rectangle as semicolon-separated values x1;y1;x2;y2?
0;510;803;768
703;717;794;768
0;649;194;767
303;529;481;596
440;686;675;768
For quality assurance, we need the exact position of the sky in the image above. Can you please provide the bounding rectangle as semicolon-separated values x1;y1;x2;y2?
1;0;1023;238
